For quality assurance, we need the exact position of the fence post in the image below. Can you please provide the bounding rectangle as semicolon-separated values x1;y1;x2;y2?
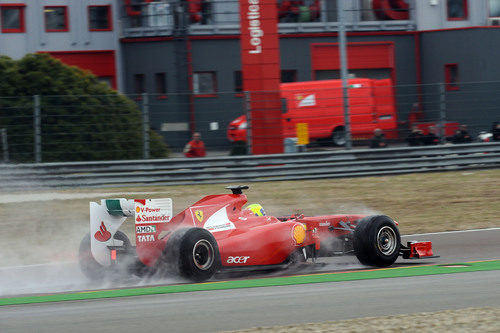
1;128;8;163
338;0;352;150
142;92;150;159
439;83;447;144
244;91;252;155
33;95;41;163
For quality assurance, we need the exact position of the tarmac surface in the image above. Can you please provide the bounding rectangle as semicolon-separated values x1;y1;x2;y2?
1;228;499;332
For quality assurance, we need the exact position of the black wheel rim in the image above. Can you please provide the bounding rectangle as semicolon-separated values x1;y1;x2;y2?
192;239;214;271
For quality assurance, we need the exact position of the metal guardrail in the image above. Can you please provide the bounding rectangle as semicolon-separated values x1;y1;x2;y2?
1;143;499;189
0;128;7;163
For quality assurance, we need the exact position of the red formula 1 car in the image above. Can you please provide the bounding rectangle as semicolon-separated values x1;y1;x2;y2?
79;186;437;282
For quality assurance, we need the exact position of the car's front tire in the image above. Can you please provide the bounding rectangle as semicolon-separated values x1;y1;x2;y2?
353;215;401;267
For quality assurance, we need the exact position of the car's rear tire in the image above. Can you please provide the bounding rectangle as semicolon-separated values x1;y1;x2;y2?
353;215;401;267
163;228;220;282
332;126;346;146
286;248;307;265
78;231;131;280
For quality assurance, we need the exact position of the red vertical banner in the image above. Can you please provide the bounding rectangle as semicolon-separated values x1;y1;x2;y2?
240;0;283;154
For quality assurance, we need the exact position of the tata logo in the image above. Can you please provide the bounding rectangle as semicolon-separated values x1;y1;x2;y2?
227;256;251;264
137;234;155;242
195;210;204;222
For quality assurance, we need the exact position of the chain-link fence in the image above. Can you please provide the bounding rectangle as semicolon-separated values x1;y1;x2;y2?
0;81;499;163
241;80;499;153
0;94;168;163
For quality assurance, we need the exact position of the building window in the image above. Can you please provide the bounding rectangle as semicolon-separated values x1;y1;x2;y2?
369;0;409;21
281;70;297;83
447;0;468;20
189;0;212;24
44;6;69;32
234;71;296;93
277;0;320;22
445;64;459;91
0;5;25;33
193;72;216;96
134;74;145;96
89;5;112;31
234;71;243;93
489;0;500;17
155;72;167;98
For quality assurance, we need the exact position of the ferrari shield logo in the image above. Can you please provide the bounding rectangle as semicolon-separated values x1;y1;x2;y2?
195;210;204;222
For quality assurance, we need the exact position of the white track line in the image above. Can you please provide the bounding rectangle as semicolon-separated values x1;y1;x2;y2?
404;227;500;237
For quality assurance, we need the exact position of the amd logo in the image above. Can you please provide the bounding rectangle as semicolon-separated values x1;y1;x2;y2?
136;225;156;234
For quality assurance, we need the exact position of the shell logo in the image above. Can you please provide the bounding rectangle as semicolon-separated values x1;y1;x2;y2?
292;223;306;244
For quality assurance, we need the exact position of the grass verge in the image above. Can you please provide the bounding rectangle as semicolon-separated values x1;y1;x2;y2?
1;259;499;306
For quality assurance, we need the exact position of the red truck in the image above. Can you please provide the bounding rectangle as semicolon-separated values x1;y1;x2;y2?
228;78;399;146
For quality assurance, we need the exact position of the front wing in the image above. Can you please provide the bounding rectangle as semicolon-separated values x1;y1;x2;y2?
400;241;439;259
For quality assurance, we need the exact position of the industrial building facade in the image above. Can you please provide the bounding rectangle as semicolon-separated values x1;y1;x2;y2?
2;0;500;150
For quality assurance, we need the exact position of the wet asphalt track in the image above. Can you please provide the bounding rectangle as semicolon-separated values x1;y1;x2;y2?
1;228;500;333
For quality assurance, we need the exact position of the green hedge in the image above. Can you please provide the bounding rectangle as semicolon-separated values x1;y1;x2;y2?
0;54;169;162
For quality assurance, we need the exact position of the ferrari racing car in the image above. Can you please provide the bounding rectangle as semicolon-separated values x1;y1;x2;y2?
79;186;437;282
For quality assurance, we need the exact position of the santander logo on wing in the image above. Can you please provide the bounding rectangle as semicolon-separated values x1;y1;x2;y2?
94;222;112;242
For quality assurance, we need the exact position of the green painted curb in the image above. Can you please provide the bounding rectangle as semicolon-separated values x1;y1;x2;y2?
1;260;499;306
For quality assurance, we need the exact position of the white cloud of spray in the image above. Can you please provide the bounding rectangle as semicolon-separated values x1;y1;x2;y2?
0;190;383;296
0;191;182;297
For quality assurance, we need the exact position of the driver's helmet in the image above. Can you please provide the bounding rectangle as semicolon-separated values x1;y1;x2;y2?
245;203;266;216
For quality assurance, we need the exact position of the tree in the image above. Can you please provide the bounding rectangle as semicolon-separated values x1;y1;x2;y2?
0;53;169;162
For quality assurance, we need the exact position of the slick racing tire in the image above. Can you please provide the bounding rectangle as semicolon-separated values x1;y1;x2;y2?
163;228;220;282
78;231;131;281
353;215;401;267
286;248;307;266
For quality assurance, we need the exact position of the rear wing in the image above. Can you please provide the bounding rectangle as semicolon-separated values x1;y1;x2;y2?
89;198;172;266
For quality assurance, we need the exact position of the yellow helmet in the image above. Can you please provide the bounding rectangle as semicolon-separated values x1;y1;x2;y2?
246;203;266;216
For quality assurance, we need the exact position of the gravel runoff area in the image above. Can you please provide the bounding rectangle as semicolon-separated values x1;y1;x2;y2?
223;307;500;333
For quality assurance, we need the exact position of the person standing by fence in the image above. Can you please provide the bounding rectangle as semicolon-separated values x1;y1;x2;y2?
184;132;206;157
424;126;440;145
492;122;500;141
370;128;388;148
406;125;425;146
452;124;473;144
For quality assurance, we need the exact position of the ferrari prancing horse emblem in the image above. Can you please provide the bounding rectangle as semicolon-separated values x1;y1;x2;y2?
195;210;204;222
